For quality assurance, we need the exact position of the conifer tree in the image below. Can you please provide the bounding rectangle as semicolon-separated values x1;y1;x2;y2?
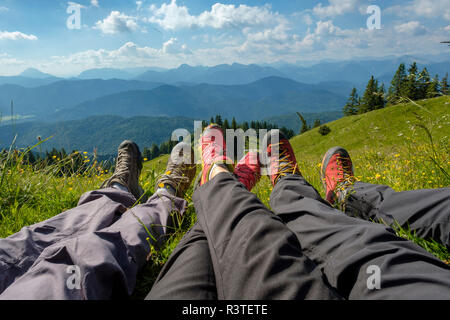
388;63;407;104
441;73;449;95
231;117;237;130
343;87;360;116
359;76;379;113
426;75;440;98
417;67;431;99
223;118;230;130
404;62;419;100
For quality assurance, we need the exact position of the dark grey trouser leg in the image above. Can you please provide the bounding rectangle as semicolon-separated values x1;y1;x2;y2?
0;188;186;300
344;182;450;248
191;172;341;300
270;174;450;300
146;222;217;300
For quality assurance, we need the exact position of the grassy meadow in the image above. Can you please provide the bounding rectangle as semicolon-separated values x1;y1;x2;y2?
0;96;448;299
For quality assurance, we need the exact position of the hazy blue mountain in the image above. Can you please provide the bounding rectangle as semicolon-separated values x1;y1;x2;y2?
0;115;195;156
134;63;288;85
0;76;61;88
19;68;55;79
78;68;134;80
277;57;449;85
0;79;163;117
51;76;346;122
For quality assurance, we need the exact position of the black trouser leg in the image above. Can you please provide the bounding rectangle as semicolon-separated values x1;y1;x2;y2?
190;172;340;300
270;174;450;300
344;182;450;248
146;222;217;300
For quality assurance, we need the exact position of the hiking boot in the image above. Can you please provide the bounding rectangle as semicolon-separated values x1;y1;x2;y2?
101;140;144;200
262;130;301;186
156;142;197;197
321;146;356;204
234;151;261;191
198;124;234;186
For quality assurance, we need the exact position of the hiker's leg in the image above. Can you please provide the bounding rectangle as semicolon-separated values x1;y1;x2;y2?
146;222;217;300
193;171;340;300
0;188;187;299
344;182;450;248
270;174;450;300
0;188;134;295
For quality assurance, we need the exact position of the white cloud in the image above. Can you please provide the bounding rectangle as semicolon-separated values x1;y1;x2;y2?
445;25;450;32
386;0;450;21
94;11;140;34
136;1;143;11
147;0;283;30
90;0;99;7
395;21;428;35
313;0;360;18
162;38;191;54
0;6;9;12
0;31;38;41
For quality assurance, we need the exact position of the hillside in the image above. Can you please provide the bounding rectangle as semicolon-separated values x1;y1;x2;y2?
0;96;448;300
144;96;449;195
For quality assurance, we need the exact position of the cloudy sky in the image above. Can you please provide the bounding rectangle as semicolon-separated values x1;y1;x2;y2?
0;0;449;76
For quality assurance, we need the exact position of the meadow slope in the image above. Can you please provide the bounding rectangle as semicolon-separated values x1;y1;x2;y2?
0;96;448;299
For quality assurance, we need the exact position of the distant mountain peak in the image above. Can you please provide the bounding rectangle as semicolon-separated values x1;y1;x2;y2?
19;68;54;79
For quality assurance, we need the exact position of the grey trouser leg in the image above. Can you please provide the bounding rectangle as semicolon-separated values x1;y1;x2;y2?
153;172;340;300
146;222;217;300
270;174;450;300
344;182;450;248
0;188;186;300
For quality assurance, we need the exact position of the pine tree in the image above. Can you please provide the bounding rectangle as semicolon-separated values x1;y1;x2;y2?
223;119;230;130
214;115;223;126
404;62;419;100
210;117;214;124
376;83;386;110
417;67;431;99
231;117;237;130
313;119;321;128
343;87;360;116
441;73;449;95
426;75;440;98
150;143;160;159
388;63;407;104
359;76;379;113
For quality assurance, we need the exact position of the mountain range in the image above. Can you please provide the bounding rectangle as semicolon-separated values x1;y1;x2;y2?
0;55;447;156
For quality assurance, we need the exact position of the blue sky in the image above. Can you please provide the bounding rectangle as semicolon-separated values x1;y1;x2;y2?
0;0;449;76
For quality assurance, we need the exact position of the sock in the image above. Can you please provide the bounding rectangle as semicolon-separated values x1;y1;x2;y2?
156;184;176;196
112;182;129;193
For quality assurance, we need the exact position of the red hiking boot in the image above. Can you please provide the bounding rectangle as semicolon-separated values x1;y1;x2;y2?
199;124;234;186
321;146;356;204
262;130;301;186
234;151;261;191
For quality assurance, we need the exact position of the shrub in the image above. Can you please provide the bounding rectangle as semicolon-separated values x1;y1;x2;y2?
318;125;331;136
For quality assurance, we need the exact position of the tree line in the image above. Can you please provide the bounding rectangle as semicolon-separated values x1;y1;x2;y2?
142;115;295;161
343;62;449;116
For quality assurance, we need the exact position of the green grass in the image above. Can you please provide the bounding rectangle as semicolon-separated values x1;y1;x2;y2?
0;96;449;299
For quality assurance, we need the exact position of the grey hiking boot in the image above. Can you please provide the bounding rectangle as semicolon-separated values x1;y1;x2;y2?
156;142;196;198
101;140;144;201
